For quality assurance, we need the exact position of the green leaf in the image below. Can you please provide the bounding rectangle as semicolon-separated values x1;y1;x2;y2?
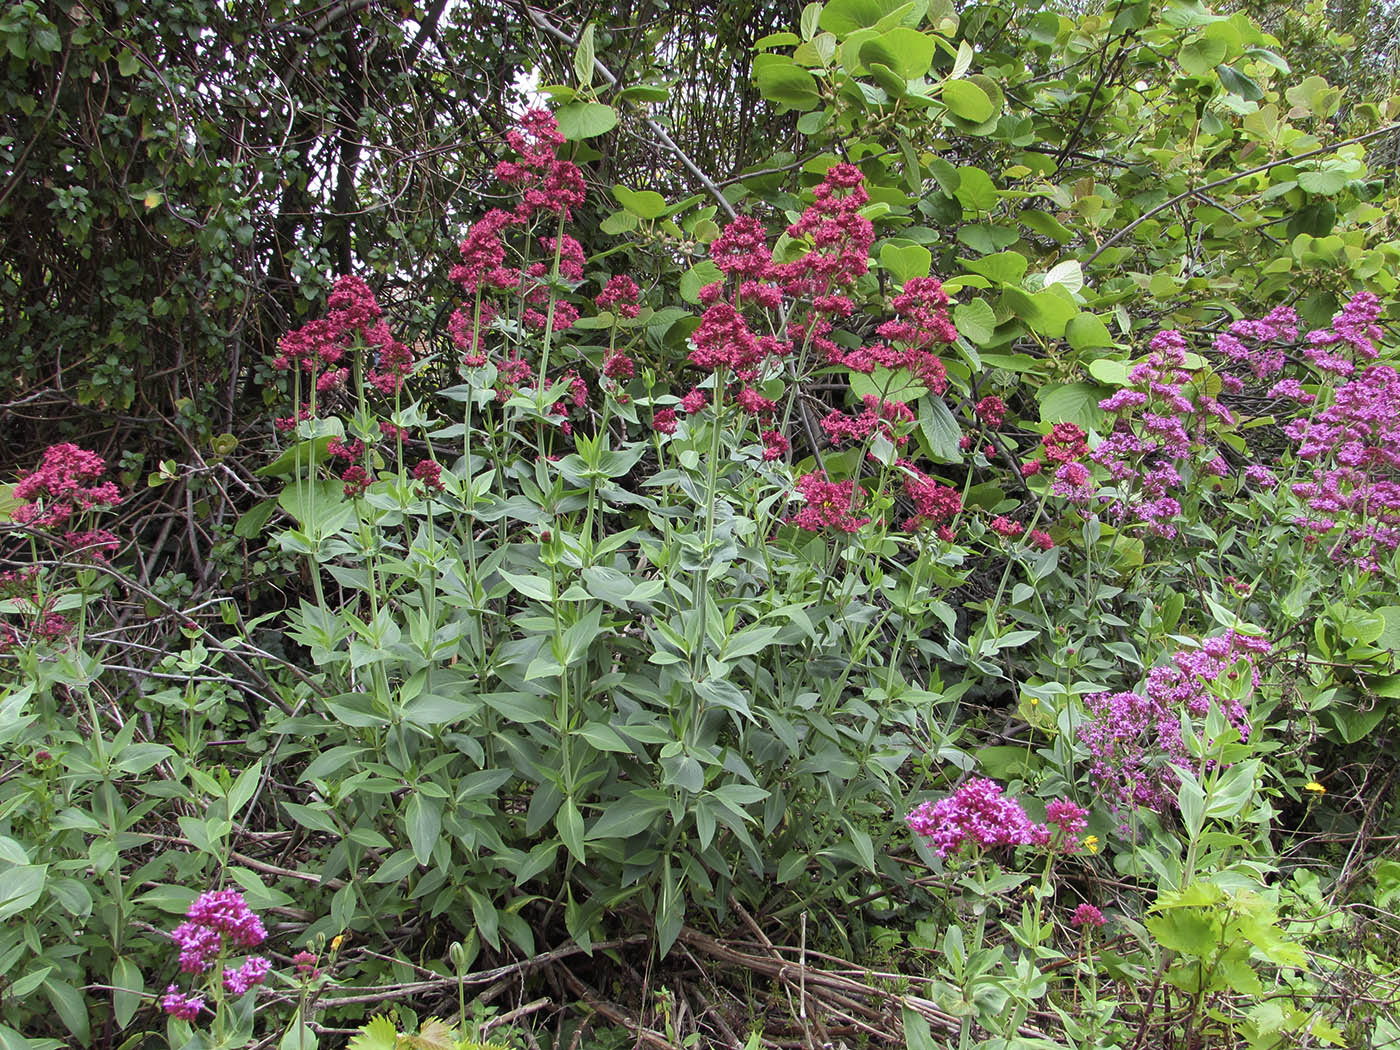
404;793;442;865
819;0;913;33
612;184;668;219
277;479;354;538
117;49;140;77
1087;357;1130;386
587;789;672;840
1019;208;1074;242
696;677;753;720
1375;607;1400;650
956;223;1018;253
1164;0;1224;28
953;299;996;344
617;83;671;102
1042;259;1084;293
42;979;89;1045
111;957;142;1029
902;1006;938;1050
555;102;617;140
577;721;631;753
258;435;340;478
918;397;963;463
1297;166;1349;196
753;55;821;110
1146;910;1218;957
865;26;935;79
867;61;907;98
849;365;926;403
1003;286;1078;338
32;26;60;53
880;242;931;284
283;802;341;836
234;498;276;538
1178;35;1227;75
1067;314;1114;351
226;759;263;820
573;23;596;86
942;79;994;122
948;167;996;215
497;567;554;601
347;1016;399;1050
556;799;587;862
1216;64;1262;100
0;864;45;921
963;250;1026;285
1037;382;1107;430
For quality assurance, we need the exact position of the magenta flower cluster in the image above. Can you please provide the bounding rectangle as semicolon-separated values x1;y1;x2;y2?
163;890;271;1021
2;445;125;652
905;778;1089;858
1285;359;1400;570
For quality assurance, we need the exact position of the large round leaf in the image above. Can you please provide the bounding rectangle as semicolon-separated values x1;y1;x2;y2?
555;102;617;140
1037;382;1108;430
942;79;994;122
819;0;915;34
753;54;821;111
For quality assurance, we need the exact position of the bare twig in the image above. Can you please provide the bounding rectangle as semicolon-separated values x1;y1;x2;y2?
1086;122;1400;265
519;4;737;219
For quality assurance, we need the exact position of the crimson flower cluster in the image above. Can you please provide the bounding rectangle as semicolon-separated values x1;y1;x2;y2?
3;445;124;651
275;275;415;402
790;473;870;533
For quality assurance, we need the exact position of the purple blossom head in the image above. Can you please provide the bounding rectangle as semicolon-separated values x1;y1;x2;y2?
171;922;222;974
1071;903;1106;928
185;889;267;948
906;778;1045;858
1045;799;1090;841
161;985;206;1021
223;956;272;997
1079;632;1265;817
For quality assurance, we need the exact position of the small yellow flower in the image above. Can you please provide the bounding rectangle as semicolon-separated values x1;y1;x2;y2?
1083;835;1100;854
1030;697;1039;706
1304;781;1326;795
330;934;345;951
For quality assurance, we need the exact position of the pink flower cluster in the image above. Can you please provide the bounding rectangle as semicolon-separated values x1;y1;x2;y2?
596;275;641;319
821;395;914;448
164;889;271;1020
12;444;122;530
899;460;962;536
1071;903;1106;928
492;107;586;220
1080;631;1268;814
906;779;1090;858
